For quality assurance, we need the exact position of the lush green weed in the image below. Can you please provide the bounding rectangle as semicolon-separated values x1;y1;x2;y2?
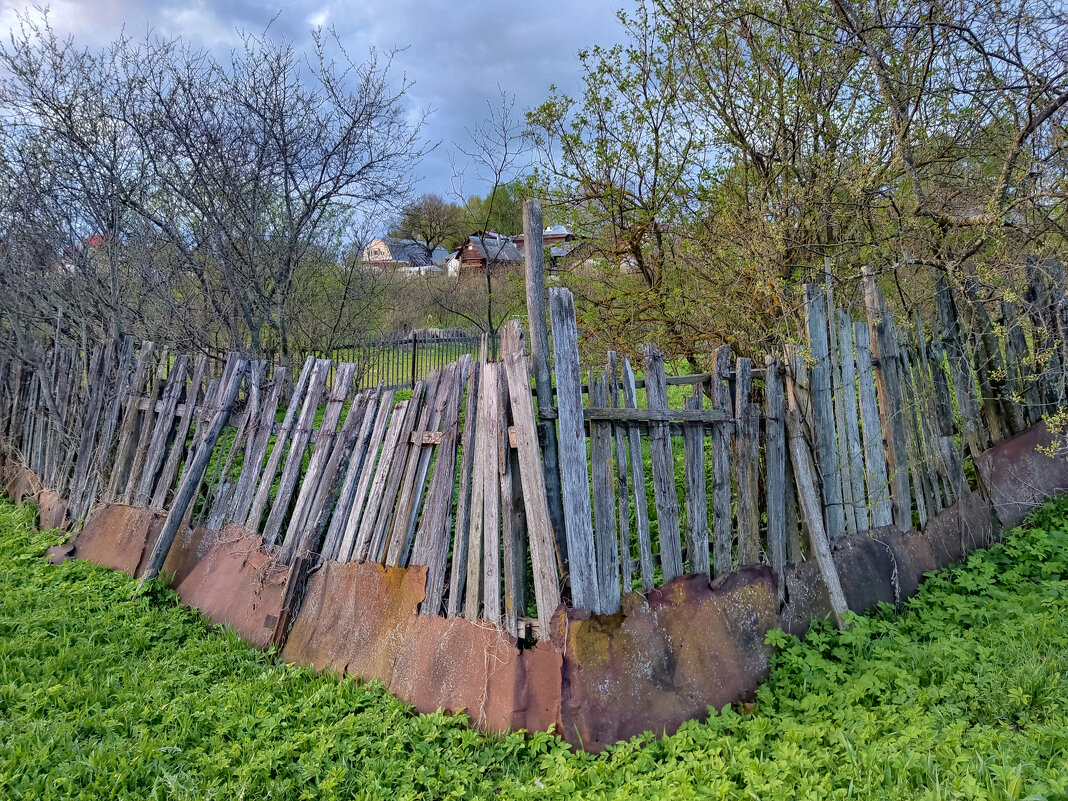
3;497;1068;799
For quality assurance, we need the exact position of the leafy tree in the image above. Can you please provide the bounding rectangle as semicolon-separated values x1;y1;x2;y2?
390;194;465;255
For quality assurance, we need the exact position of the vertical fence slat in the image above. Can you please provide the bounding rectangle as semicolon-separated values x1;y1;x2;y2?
853;322;894;528
548;288;599;610
734;358;760;564
643;343;683;586
804;284;847;539
590;370;621;613
608;353;633;594
447;362;481;617
764;356;787;599
501;320;560;641
621;358;655;592
682;392;710;576
710;345;733;576
862;269;913;530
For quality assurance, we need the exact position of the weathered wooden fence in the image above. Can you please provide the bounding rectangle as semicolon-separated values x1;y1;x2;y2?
2;258;1067;641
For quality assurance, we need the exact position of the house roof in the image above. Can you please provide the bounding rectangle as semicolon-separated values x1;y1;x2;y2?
460;234;523;264
374;237;449;266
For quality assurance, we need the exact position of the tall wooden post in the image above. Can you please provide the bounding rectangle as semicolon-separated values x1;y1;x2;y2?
523;199;568;570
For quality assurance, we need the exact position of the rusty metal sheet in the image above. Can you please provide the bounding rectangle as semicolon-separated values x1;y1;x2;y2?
37;489;69;531
923;491;996;567
5;465;41;503
282;560;563;735
550;566;779;752
149;524;219;588
72;503;165;575
173;527;291;649
974;421;1068;528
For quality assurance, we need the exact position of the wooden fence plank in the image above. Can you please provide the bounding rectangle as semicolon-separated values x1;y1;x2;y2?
862;269;912;530
764;356;786;599
133;355;189;506
366;379;430;565
785;408;849;629
106;342;156;502
608;353;633;594
278;362;357;563
804;284;847;539
590;370;621;613
463;364;489;618
710;345;733;576
326;387;388;561
501;320;560;640
548;287;599;610
226;366;285;524
411;362;467;616
447;363;481;617
141;359;247;581
621;358;655;592
835;309;869;531
245;357;315;531
853;322;894;527
734;358;760;564
682;392;710;576
643;343;683;586
262;359;331;547
354;393;418;562
149;354;207;510
481;362;503;626
935;274;988;457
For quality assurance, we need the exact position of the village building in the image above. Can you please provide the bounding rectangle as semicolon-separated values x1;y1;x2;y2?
360;237;449;274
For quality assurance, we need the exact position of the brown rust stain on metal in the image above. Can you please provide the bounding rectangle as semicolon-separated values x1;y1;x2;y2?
72;503;165;575
282;559;563;735
173;528;291;650
550;566;779;752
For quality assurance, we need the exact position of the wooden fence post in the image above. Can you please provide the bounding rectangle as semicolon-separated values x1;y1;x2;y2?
523;200;568;569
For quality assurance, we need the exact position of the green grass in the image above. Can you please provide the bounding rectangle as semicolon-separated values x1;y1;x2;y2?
4;497;1068;799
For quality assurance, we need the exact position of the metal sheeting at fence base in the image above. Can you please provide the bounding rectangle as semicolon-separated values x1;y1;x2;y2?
551;566;779;752
281;559;563;736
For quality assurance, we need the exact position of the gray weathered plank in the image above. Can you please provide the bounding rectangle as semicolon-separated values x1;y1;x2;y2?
835;310;869;531
590;370;621;613
682;392;710;576
621;358;655;592
245;357;315;531
710;345;733;576
262;359;331;547
446;362;481;617
764;356;787;599
501;320;560;640
853;322;894;528
643;343;683;586
862;268;912;530
734;358;760;564
548;287;599;610
804;284;847;539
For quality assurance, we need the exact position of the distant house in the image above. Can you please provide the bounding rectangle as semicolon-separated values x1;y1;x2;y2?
513;224;584;271
361;237;449;274
453;232;523;277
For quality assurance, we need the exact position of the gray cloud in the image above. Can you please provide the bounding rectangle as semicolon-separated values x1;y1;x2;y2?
1;0;622;207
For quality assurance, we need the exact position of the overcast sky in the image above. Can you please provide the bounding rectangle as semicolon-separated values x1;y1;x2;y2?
0;0;623;203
